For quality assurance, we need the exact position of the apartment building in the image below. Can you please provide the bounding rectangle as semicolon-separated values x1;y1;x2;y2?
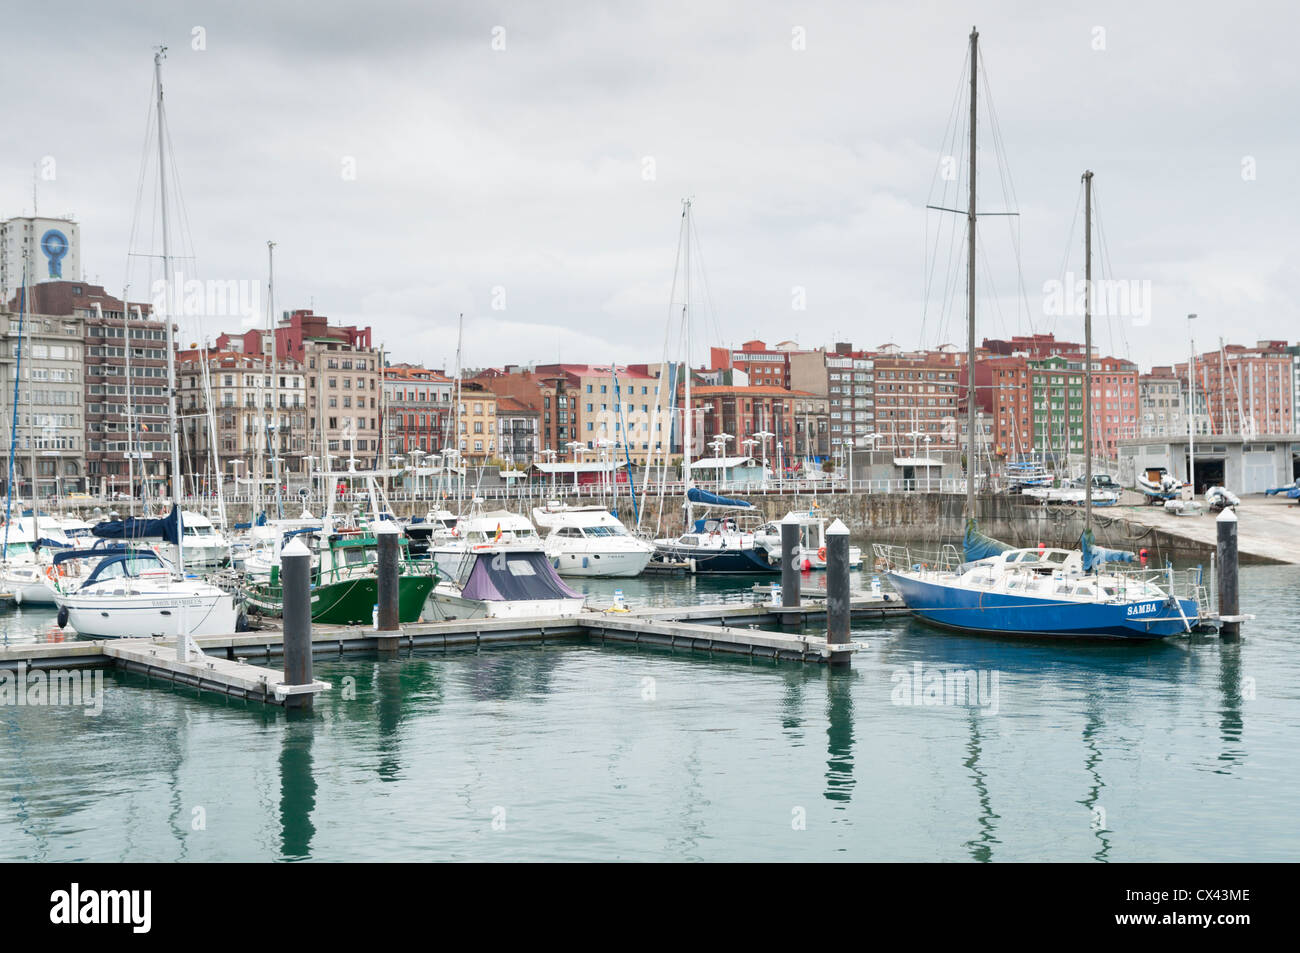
177;349;308;489
0;304;86;497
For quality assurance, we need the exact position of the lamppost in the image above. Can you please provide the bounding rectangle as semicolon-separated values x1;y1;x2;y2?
565;441;584;495
753;429;774;487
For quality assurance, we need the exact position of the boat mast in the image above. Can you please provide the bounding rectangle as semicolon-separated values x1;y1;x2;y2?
682;198;693;531
155;46;184;573
3;266;25;561
964;27;978;520
1083;169;1093;535
268;239;282;520
454;312;463;504
1188;314;1197;494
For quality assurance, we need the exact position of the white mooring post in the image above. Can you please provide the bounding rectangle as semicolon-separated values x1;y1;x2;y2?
825;518;852;666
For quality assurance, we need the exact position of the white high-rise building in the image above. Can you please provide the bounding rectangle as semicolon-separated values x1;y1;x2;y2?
1;216;81;306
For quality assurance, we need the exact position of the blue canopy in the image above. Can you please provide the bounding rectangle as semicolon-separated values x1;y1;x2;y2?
1080;528;1138;573
91;504;181;544
35;537;73;550
53;543;133;565
687;487;752;508
963;518;1011;563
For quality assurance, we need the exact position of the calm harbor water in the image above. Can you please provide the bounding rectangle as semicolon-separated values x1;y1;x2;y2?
1;560;1297;862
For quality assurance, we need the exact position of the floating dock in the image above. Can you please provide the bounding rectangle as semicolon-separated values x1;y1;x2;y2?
0;594;896;705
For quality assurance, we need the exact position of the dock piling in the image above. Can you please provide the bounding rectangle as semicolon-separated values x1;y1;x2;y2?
780;512;802;629
825;519;852;665
374;519;401;651
281;537;315;709
1215;508;1241;641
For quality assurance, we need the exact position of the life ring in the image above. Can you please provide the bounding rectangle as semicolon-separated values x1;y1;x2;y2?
45;565;58;582
817;546;827;562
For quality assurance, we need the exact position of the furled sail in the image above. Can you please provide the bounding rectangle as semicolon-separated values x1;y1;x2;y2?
686;487;752;509
91;503;181;544
963;517;1011;563
1080;528;1137;573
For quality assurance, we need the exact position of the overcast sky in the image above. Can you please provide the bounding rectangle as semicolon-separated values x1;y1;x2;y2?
4;0;1297;373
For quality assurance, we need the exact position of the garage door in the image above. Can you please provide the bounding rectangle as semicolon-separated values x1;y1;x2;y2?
1242;451;1274;494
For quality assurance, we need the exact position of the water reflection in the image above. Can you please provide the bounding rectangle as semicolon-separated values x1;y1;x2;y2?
824;669;855;806
278;715;316;861
1217;641;1244;775
962;712;1000;862
1078;701;1112;863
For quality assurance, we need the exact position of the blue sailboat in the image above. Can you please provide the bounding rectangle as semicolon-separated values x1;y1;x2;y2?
882;521;1199;639
880;33;1201;639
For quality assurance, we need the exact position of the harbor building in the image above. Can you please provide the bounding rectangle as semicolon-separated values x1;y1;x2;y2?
1117;434;1300;495
690;385;798;469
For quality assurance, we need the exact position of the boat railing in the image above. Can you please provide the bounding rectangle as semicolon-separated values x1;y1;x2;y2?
871;542;963;574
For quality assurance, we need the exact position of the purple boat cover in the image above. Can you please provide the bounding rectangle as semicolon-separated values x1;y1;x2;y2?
459;551;582;601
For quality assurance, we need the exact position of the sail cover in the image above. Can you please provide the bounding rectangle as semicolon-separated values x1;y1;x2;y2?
686;487;752;508
1080;528;1138;573
91;503;181;544
460;551;582;602
963;517;1011;563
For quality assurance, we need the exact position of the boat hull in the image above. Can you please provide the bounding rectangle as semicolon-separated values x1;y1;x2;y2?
548;548;652;577
885;571;1197;639
61;591;239;640
425;587;585;621
248;574;435;626
652;544;778;574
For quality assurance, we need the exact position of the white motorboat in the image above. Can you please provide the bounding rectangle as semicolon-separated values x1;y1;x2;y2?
427;503;542;581
754;510;863;570
54;548;240;639
532;502;653;577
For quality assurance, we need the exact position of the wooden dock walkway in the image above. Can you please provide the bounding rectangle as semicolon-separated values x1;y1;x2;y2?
0;595;901;704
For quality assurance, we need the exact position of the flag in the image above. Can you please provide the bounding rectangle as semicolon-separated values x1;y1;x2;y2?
493;523;502;543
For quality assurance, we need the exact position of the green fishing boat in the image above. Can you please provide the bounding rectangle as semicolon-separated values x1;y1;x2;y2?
247;529;437;625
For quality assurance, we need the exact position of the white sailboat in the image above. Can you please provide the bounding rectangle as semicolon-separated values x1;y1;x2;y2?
55;47;238;639
648;199;779;575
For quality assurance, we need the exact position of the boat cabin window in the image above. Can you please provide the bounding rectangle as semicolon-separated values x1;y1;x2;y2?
584;525;624;537
556;527;583;538
342;547;371;567
678;536;700;547
506;559;537;576
184;525;216;537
